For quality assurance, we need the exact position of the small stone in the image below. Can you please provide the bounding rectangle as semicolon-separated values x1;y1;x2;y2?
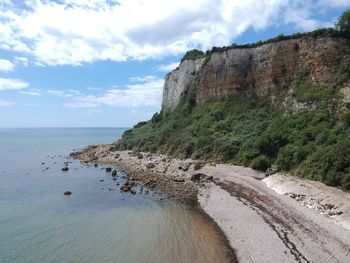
94;163;98;167
62;166;69;171
99;180;104;182
105;167;112;172
115;153;120;159
112;170;117;176
173;178;185;182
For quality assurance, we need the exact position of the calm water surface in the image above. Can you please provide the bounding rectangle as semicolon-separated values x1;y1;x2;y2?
0;128;231;263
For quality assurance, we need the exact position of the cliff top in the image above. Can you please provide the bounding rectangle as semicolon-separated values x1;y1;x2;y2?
180;27;346;64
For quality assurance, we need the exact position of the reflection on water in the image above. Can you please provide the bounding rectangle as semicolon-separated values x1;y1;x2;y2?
0;128;233;263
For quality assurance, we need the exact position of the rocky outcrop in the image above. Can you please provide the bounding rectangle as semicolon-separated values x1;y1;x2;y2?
162;36;349;109
162;58;205;110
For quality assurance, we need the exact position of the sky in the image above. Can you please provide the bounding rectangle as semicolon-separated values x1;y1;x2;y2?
0;0;350;127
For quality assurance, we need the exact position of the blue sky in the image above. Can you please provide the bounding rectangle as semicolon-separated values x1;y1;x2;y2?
0;0;350;127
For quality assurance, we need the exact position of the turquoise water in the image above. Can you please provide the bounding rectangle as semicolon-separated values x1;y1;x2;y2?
0;128;230;263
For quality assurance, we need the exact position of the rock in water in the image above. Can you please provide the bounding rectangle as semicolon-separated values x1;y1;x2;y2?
63;190;72;196
62;166;69;171
105;167;112;172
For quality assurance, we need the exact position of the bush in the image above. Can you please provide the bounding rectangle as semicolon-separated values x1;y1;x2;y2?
181;49;205;62
251;155;271;171
337;9;350;36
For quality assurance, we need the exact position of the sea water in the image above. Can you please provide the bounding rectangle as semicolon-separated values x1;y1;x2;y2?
0;128;232;263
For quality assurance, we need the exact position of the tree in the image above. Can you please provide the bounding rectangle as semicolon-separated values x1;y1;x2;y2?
336;10;350;35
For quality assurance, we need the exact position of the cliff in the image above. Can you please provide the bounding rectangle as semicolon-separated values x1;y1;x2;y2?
118;32;350;191
162;36;350;110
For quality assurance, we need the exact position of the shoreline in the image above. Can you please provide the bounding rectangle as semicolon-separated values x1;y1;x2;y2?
71;145;350;263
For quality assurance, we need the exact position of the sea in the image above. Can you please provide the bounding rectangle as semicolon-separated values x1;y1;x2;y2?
0;128;231;263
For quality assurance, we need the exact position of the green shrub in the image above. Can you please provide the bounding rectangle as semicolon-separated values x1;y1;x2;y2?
337;9;350;36
250;155;271;171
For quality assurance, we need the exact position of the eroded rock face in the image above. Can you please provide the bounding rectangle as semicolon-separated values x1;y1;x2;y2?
162;58;205;110
162;37;349;109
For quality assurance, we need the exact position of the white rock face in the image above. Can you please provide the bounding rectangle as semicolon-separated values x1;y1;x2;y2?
162;58;204;110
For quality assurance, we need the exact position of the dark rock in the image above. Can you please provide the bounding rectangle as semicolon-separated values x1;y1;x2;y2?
62;166;69;171
111;170;117;176
205;175;214;181
115;153;120;159
63;190;72;196
191;173;211;183
179;163;191;171
193;162;203;170
173;178;185;183
99;179;104;182
41;162;45;165
146;163;155;169
105;167;112;172
94;163;98;167
137;153;143;159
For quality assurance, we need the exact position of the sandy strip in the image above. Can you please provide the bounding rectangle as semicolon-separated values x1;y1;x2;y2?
71;146;350;263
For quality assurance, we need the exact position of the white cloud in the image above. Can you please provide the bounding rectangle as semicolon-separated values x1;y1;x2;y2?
0;59;14;72
47;89;75;97
0;0;349;66
15;56;29;67
19;88;41;96
129;75;158;82
156;62;179;72
64;76;163;108
0;99;13;107
0;77;28;90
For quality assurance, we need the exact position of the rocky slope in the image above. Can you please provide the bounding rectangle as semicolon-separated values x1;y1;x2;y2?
163;36;350;110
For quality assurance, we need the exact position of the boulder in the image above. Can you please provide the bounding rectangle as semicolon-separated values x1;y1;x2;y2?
111;170;117;176
94;163;98;167
115;153;120;159
105;167;112;172
137;153;143;159
62;166;69;171
146;163;155;169
193;162;203;170
178;163;191;171
63;190;72;196
191;173;212;183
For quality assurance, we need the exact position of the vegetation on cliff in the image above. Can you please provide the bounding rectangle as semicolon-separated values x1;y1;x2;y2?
116;11;350;190
118;79;350;190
